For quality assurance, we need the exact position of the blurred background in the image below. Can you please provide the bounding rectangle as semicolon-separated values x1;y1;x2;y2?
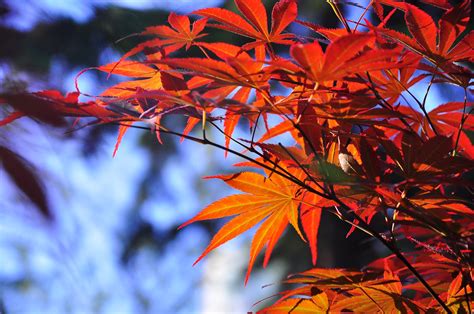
0;0;459;313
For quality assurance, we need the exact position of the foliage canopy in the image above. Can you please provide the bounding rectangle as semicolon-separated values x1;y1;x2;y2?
1;0;473;312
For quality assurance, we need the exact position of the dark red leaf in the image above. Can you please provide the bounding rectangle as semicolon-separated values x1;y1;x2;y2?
161;72;188;91
0;146;52;220
271;0;298;37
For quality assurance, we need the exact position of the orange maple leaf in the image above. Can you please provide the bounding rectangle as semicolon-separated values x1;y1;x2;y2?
180;170;322;283
194;0;297;47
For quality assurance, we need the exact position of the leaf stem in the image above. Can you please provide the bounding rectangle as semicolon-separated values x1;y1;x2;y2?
385;69;438;136
327;1;351;33
453;88;470;155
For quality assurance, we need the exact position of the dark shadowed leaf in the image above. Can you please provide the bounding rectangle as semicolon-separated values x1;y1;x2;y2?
0;146;52;220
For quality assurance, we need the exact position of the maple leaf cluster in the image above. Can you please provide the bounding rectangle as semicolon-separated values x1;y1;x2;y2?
1;0;473;312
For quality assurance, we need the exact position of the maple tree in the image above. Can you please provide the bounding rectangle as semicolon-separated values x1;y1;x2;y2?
1;0;473;312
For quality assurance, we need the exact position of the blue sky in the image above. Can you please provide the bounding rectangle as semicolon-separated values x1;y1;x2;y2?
3;0;225;30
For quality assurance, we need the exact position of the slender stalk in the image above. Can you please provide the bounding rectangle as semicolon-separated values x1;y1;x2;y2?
453;88;470;155
249;111;262;148
354;0;373;32
327;0;351;33
463;277;471;313
359;287;385;312
207;120;305;189
156;122;330;199
421;73;436;110
385;69;438;135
